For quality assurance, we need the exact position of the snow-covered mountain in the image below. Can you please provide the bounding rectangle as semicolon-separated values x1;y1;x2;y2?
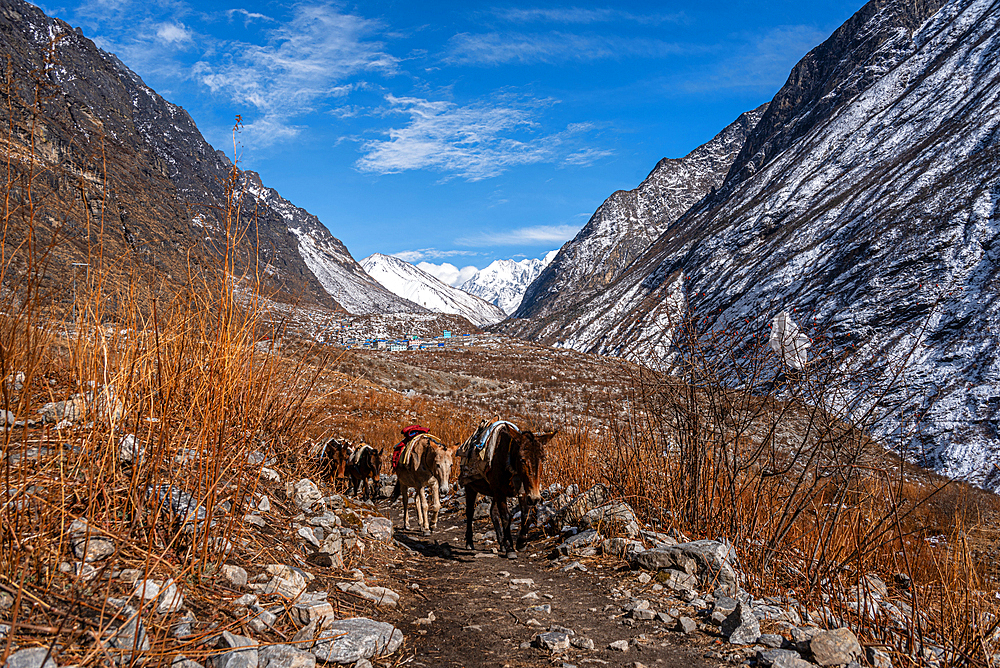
361;254;507;327
507;106;766;330
459;252;557;315
240;173;426;315
500;0;1000;488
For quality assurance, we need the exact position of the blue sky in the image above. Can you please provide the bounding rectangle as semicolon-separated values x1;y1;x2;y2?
42;0;861;281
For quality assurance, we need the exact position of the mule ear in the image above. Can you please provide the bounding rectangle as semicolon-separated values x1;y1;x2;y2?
535;430;558;445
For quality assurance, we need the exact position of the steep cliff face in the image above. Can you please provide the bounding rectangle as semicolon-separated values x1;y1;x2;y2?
504;0;1000;487
505;106;766;335
0;0;418;314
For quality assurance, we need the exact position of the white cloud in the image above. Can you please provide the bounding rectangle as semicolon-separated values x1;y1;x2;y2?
226;8;275;24
156;22;192;45
446;32;691;66
564;147;614;166
456;224;579;246
416;261;480;286
194;4;396;143
356;94;600;180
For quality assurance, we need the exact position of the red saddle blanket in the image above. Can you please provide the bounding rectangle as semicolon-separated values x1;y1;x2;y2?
392;425;430;469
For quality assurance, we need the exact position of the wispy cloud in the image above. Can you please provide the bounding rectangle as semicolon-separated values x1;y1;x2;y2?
392;248;480;262
681;25;827;92
446;32;691;66
225;8;275;24
192;4;395;145
564;147;613;166
495;7;683;25
457;224;578;246
355;94;603;180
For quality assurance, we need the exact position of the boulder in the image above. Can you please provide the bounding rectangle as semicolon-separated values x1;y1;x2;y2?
118;434;144;465
631;540;740;595
601;538;645;560
557;484;607;526
336;582;399;608
221;565;248;588
579;501;641;538
809;628;862;666
721;602;759;645
556;529;602;556
158;579;184;614
303;618;402;664
533;631;571;651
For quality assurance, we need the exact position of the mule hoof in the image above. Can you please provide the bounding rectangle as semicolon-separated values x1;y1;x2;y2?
506;551;518;560
465;541;474;550
422;529;432;536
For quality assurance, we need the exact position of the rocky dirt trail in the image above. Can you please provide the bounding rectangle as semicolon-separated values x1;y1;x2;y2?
378;497;714;668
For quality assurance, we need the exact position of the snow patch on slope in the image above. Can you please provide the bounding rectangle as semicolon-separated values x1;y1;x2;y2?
459;251;557;315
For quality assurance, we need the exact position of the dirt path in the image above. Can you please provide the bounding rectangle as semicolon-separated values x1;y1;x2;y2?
377;495;715;668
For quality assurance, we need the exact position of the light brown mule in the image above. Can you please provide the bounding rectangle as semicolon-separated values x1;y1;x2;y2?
391;434;457;535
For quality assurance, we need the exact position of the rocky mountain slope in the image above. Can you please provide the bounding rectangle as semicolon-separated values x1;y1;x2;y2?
0;0;419;315
459;251;557;315
361;254;507;327
505;106;766;332
501;0;1000;487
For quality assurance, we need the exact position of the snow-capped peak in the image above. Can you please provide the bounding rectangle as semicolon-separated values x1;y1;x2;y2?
361;254;507;327
459;251;557;315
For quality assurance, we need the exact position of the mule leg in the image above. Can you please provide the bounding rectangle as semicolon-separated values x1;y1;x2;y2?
489;499;505;551
428;483;441;530
465;489;478;550
401;485;411;530
416;487;430;535
496;496;516;557
515;496;532;551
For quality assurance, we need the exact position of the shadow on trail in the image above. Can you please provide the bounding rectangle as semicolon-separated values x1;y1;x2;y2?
392;529;470;562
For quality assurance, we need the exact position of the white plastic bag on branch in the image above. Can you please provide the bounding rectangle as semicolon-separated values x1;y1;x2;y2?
769;311;810;369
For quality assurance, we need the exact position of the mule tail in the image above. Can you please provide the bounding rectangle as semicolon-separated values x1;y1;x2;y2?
389;480;400;503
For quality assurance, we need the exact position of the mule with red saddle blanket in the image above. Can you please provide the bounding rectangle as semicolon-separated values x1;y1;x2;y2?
390;425;457;535
458;419;556;558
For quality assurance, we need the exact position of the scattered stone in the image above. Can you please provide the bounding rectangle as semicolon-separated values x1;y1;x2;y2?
522;592;540;600
148;484;208;525
677;617;697;634
252;565;308;599
413;612;436;626
528;604;551;614
809;628;862;666
722;602;759;645
630;608;656;621
298;527;321;548
72;536;115;562
102;598;151;664
570;637;595;650
172;612;196;638
601;538;645;560
119;569;143;585
556;529;602;556
656;612;676;625
255;496;271;513
221;565;248;588
336;581;400;607
759;634;785;649
210;631;258;668
260;467;281;482
171;656;205;668
133;579;161;601
303;618;403;664
511;578;534;587
637;572;651;584
756;649;801;668
233;594;257;607
867;647;892;668
5;647;58;668
534;632;571;651
362;517;392;542
292;600;335;626
245;514;266;528
293;479;323;512
608;640;630;652
258;644;315;668
790;627;822;653
118;434;144;465
562;561;587;572
158;579;184;614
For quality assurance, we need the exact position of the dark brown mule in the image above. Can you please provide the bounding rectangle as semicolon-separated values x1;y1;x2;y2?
346;443;383;500
461;424;555;557
318;437;352;490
